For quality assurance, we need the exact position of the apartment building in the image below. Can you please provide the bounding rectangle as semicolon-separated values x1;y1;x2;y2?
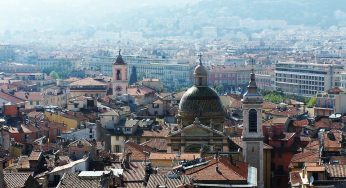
89;55;194;91
314;87;346;116
275;62;344;96
208;65;252;90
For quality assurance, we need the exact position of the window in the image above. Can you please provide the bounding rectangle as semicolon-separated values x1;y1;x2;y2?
116;70;121;80
30;101;33;105
115;145;121;153
249;109;257;132
116;136;119;141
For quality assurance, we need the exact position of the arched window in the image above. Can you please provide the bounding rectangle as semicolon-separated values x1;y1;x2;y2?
249;109;257;132
116;70;122;80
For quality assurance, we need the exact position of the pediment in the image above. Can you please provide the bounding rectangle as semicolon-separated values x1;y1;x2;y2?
183;126;211;136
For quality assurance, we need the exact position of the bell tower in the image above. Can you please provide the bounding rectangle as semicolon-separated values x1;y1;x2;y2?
112;49;128;97
241;60;264;188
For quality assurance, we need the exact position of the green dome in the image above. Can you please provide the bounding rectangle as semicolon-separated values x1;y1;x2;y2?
178;86;224;117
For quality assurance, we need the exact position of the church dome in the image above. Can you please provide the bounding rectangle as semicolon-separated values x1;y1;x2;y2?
194;63;208;77
178;85;224;117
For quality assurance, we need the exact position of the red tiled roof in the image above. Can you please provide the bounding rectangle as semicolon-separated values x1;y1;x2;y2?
315;118;343;130
147;174;191;188
326;165;346;178
15;91;44;101
141;128;169;138
4;173;32;188
124;141;152;161
323;130;342;149
229;136;273;149
229;97;241;109
140;138;167;151
28;151;42;161
304;140;320;151
112;162;145;182
186;157;248;182
293;119;309;127
0;91;25;104
263;101;277;109
268;107;303;117
127;86;156;96
70;77;107;86
291;151;320;163
149;153;200;161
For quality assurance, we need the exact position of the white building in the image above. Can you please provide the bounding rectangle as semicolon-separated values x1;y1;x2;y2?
275;62;344;96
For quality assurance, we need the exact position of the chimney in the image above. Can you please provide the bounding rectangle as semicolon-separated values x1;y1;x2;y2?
123;152;132;169
143;162;152;186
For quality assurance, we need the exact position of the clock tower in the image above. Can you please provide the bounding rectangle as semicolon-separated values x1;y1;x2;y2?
242;65;264;188
112;50;128;97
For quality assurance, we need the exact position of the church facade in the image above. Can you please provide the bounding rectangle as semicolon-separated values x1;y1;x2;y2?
167;57;228;153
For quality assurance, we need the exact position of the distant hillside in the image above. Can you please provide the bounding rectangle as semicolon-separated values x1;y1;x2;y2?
188;0;346;27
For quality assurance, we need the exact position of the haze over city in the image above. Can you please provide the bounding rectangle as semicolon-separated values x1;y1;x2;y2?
0;1;346;188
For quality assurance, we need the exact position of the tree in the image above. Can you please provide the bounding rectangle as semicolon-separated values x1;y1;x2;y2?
129;66;138;85
49;71;60;79
306;97;317;108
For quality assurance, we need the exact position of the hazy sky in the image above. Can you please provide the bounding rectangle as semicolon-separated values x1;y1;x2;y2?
0;0;199;32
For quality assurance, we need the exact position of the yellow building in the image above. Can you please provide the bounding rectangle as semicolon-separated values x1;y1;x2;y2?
44;111;89;131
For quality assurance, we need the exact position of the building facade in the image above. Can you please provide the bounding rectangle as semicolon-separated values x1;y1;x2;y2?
275;62;344;96
89;55;194;91
314;87;346;116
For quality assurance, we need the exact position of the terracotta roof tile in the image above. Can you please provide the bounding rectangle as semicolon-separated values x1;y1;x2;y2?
0;91;25;104
326;165;346;178
149;153;200;161
70;77;107;86
290;151;320;163
57;172;101;188
112;162;145;182
124;141;152;161
323;130;342;150
293;119;309;127
315;118;343;129
15;91;44;101
141;128;169;138
4;173;32;188
141;138;167;151
147;174;191;188
186;157;248;182
229;136;273;149
28;151;42;161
